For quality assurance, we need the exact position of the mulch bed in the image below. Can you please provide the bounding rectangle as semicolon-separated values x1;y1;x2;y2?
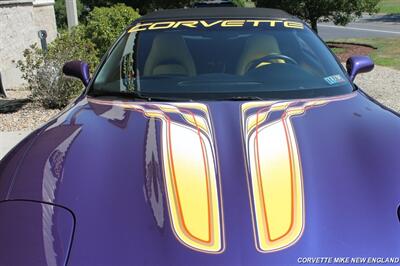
327;42;377;62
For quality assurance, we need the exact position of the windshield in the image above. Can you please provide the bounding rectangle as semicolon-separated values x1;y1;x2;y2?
91;19;353;100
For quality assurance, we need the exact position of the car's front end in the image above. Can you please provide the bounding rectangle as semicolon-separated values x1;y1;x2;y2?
1;7;399;265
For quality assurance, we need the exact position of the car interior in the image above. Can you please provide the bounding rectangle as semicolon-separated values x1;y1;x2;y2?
143;34;197;77
136;30;329;80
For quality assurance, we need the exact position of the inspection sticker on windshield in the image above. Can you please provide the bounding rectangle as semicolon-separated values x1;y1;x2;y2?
324;75;346;85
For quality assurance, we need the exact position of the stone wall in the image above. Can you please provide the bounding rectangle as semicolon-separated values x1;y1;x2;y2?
0;0;57;91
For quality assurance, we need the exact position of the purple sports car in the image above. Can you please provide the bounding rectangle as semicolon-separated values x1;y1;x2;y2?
1;7;399;266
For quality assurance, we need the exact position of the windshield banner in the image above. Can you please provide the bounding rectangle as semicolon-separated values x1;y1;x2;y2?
128;20;304;33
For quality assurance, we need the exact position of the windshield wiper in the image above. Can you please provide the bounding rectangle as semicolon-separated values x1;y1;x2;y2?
218;96;265;101
89;90;193;102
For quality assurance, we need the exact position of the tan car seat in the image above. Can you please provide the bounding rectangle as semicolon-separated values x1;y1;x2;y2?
144;34;196;76
236;35;281;75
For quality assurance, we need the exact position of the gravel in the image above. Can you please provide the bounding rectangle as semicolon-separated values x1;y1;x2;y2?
0;89;60;132
355;65;400;112
0;66;399;132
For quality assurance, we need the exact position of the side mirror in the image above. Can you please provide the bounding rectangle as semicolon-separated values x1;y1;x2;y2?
346;56;374;81
62;61;90;87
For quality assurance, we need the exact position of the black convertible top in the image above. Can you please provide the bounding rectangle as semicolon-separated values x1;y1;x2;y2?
135;7;298;23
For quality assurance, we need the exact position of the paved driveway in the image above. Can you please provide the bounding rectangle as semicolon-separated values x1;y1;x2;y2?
319;14;400;40
0;131;30;160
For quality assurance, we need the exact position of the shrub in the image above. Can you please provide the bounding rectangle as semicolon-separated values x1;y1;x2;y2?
47;27;99;68
17;27;99;109
17;4;139;109
85;4;140;56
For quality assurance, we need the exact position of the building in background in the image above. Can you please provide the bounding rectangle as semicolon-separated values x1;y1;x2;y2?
0;0;57;92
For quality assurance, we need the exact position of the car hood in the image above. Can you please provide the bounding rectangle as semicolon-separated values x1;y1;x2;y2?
2;91;400;265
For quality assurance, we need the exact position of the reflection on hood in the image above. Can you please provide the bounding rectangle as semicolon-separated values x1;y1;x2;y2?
144;118;165;229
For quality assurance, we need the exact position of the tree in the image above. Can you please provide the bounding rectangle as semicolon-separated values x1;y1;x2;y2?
255;0;380;33
54;0;84;29
233;0;247;7
80;0;247;14
80;0;193;14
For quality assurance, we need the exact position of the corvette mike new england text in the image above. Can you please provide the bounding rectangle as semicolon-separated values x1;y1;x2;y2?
297;257;400;264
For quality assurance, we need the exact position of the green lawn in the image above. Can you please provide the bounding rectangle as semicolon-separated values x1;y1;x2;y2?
378;0;400;14
330;47;346;54
331;38;400;70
